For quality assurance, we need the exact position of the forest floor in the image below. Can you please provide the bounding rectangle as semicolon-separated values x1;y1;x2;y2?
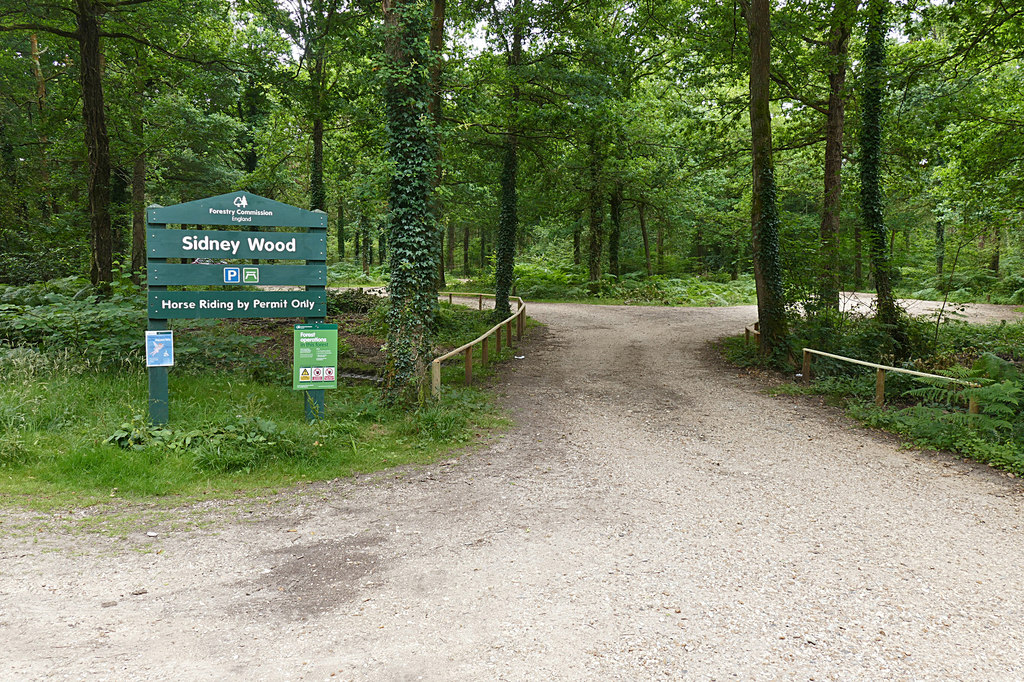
3;299;1024;680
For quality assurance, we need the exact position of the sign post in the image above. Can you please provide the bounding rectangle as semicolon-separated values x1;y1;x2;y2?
146;191;329;424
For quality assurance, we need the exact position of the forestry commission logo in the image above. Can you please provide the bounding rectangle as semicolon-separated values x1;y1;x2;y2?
233;194;248;208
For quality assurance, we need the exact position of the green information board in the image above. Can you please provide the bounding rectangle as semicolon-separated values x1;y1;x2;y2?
293;324;339;390
147;190;329;424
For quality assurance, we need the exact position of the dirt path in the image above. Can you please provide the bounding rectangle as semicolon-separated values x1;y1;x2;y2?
3;302;1024;681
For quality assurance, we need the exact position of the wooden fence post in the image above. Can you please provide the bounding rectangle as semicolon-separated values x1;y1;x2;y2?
431;360;441;398
875;369;886;406
802;350;811;384
969;396;979;415
448;293;452;305
745;328;751;345
496;325;502;354
465;346;473;385
478;294;483;311
481;332;489;365
506;320;513;346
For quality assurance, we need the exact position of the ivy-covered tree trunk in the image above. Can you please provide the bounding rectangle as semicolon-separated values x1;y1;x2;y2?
493;0;522;321
494;135;519;319
586;137;604;284
608;184;622;278
76;0;113;287
818;0;853;312
428;0;446;289
639;201;652;276
744;0;787;361
382;0;438;404
337;197;345;259
859;0;906;349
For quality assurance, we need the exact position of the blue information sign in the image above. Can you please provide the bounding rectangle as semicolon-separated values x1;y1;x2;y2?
145;330;174;367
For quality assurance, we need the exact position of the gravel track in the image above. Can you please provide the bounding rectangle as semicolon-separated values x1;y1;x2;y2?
3;301;1023;681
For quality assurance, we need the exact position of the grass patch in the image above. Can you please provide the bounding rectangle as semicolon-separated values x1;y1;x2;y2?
0;368;505;509
0;290;519;510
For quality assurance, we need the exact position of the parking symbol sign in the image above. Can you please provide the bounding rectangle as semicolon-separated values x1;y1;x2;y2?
223;267;241;284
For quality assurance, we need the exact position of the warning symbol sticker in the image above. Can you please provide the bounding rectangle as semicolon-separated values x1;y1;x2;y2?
299;368;312;382
311;367;324;381
324;367;336;382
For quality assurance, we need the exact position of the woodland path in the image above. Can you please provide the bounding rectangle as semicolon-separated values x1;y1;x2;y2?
3;301;1024;681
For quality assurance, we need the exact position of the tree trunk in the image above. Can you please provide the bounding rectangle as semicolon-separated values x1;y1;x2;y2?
337;196;345;259
586;139;604;284
573;224;581;265
480;224;487;270
744;0;787;359
446;220;454;270
854;222;863;288
494;135;519;318
428;0;446;288
310;50;326;212
311;116;325;211
656;221;664;273
639;201;652;276
381;0;438;403
859;0;905;349
493;0;521;320
360;213;370;274
989;223;1000;273
608;184;622;278
438;228;446;287
935;219;944;276
30;34;56;218
462;222;469;273
819;0;852;311
130;149;146;283
76;0;113;286
695;224;705;274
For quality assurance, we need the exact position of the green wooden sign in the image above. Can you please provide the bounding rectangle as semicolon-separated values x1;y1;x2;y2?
147;192;329;425
147;191;327;228
147;263;326;286
149;291;326;319
147;228;326;260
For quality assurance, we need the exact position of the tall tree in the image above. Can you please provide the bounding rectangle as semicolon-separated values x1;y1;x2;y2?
818;0;854;311
381;0;439;404
859;0;906;350
742;0;787;360
493;0;522;320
